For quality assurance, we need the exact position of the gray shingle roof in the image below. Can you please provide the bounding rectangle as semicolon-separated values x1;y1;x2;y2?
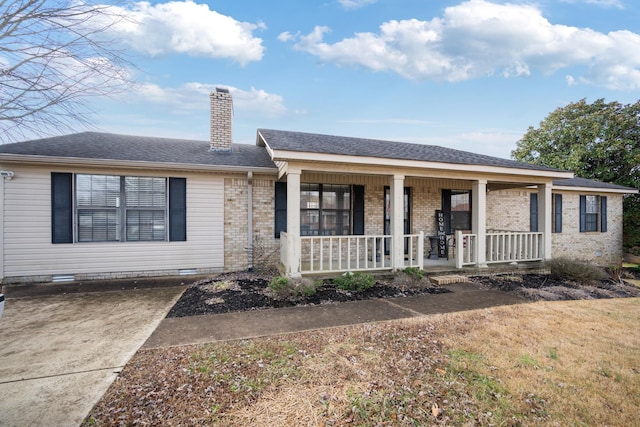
0;132;277;169
258;128;567;173
553;177;638;192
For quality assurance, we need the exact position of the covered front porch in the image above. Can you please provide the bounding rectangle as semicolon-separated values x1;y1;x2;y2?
257;128;572;278
278;170;556;277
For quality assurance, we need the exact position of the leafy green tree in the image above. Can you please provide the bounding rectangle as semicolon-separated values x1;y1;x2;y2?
512;98;640;251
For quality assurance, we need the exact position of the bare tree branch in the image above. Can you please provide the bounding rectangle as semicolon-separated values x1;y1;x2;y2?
0;0;136;143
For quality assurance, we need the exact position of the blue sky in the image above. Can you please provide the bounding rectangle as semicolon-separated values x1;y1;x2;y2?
89;0;640;159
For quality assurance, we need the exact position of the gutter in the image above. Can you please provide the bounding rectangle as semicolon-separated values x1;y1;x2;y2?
552;185;639;194
0;154;278;175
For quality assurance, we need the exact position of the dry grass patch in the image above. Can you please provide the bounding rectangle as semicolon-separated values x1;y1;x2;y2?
84;298;640;426
436;298;640;426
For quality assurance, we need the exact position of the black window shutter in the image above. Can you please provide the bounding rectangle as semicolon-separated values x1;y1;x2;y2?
579;195;587;232
51;172;73;244
600;196;607;233
530;193;538;232
169;178;187;241
442;190;452;234
353;185;365;235
554;194;562;233
274;181;287;238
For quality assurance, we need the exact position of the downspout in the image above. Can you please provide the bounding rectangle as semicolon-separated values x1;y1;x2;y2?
247;171;253;271
0;171;13;283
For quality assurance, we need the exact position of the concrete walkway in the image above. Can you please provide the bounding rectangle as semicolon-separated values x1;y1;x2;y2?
0;286;185;427
144;282;527;348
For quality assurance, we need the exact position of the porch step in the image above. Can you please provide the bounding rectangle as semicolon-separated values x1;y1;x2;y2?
429;274;469;285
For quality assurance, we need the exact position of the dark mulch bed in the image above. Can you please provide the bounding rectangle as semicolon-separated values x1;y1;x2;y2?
167;267;640;318
167;273;449;318
471;273;640;301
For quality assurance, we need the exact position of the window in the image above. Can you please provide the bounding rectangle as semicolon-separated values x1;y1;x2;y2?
580;195;607;233
300;184;351;236
442;190;471;234
584;195;598;232
274;183;365;238
51;173;186;243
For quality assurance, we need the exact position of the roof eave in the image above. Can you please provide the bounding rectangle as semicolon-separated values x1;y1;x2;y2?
0;153;278;174
553;185;638;194
269;149;574;180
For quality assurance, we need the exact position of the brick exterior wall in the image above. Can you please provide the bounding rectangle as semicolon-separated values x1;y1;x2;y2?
209;90;233;151
364;184;384;235
552;192;624;265
223;175;279;272
486;189;624;265
486;189;532;232
222;176;624;275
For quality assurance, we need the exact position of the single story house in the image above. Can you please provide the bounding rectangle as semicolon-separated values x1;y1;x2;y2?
0;89;637;284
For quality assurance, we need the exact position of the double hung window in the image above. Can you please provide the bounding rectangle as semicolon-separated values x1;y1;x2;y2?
76;175;167;242
580;195;607;233
52;173;186;243
300;184;351;236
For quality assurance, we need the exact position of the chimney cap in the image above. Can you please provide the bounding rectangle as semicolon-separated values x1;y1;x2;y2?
215;87;230;93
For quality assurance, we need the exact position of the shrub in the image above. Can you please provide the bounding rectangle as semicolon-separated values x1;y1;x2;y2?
392;267;426;290
546;257;607;284
268;276;317;300
605;263;624;284
333;272;375;292
403;267;424;281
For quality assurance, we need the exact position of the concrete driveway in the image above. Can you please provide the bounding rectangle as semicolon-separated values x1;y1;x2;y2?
0;286;185;427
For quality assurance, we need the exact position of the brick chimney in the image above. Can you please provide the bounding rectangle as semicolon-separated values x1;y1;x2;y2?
210;87;233;151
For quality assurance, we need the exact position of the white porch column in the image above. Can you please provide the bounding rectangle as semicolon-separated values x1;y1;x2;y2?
472;179;488;268
538;183;552;260
390;174;405;271
286;170;302;277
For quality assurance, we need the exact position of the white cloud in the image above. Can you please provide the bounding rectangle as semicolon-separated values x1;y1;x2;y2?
277;31;296;42
105;1;264;65
284;0;640;90
132;83;288;117
561;0;624;8
338;0;377;10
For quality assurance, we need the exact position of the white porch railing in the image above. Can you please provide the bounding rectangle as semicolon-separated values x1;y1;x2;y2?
455;231;544;268
300;234;390;274
404;233;425;270
279;232;424;275
486;232;544;263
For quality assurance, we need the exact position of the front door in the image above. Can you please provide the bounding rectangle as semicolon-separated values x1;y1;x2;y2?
383;187;411;255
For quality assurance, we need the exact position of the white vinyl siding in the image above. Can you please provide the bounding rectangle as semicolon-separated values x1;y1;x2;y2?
2;164;224;279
